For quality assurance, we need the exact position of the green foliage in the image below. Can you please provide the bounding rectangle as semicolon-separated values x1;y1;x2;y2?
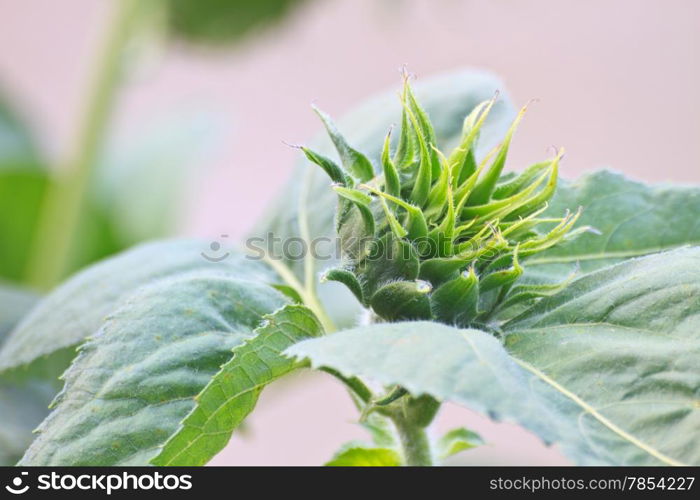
529;170;700;279
0;241;276;374
19;271;288;465
167;0;306;45
504;247;700;465
4;70;700;467
286;322;570;453
287;247;700;465
437;427;484;461
325;444;402;466
153;304;322;466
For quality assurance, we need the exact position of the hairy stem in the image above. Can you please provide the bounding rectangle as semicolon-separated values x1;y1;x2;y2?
392;412;433;466
26;0;142;289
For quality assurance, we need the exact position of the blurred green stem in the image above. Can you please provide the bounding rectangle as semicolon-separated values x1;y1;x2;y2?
26;0;142;289
392;411;433;466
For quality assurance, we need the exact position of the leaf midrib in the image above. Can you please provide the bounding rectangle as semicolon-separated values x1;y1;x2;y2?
526;245;695;266
510;356;686;466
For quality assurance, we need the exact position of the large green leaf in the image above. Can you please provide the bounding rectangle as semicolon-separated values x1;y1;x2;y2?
503;247;700;465
286;245;700;467
167;0;306;45
285;322;593;460
0;171;49;282
19;272;288;465
527;170;700;280
0;240;276;373
152;304;322;465
255;70;515;326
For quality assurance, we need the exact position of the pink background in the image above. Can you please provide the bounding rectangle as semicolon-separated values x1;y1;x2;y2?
0;0;697;464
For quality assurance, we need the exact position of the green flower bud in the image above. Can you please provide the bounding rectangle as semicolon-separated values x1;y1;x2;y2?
304;77;587;328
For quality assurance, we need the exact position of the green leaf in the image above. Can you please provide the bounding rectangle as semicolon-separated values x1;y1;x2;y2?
504;247;700;465
325;443;401;466
527;170;700;280
19;272;288;465
284;322;574;454
167;0;306;45
0;171;49;282
0;170;126;285
255;70;515;327
0;240;277;373
152;304;322;465
437;427;484;461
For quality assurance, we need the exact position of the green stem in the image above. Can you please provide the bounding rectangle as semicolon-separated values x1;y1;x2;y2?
26;0;142;289
392;412;433;466
320;367;372;404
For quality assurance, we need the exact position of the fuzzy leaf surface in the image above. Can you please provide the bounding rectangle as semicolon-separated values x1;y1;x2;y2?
504;247;700;465
153;304;322;466
0;240;275;373
19;273;286;465
528;171;700;281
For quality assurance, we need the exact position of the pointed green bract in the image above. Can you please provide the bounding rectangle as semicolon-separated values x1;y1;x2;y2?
301;147;349;186
405;81;440;179
370;280;432;321
468;104;528;205
381;130;401;197
301;76;578;328
332;186;375;236
358;233;420;299
312;105;374;182
430;268;479;325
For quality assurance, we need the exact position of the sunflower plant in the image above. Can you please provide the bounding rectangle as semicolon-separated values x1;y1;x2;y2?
1;72;698;467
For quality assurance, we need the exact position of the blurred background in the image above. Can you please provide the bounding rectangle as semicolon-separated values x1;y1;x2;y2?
0;0;697;465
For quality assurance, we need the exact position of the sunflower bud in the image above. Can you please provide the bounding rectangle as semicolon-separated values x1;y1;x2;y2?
304;77;584;327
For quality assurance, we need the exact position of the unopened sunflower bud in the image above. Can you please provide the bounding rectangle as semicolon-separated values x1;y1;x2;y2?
302;77;585;326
